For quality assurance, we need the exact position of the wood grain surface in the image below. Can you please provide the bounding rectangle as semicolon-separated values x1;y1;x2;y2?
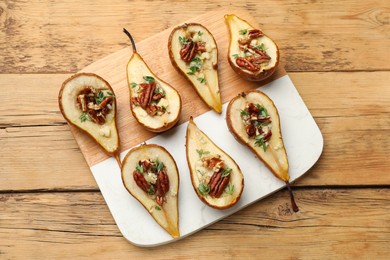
1;189;389;258
1;0;389;258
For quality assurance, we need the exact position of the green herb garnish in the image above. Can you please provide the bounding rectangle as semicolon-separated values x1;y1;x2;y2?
153;159;165;173
79;112;91;122
221;168;232;177
254;134;268;152
239;29;248;35
94;91;106;104
232;54;239;59
186;66;198;75
255;103;268;117
130;82;138;88
198;31;203;36
226;183;234;195
179;36;189;45
197;170;205;176
253;43;265;51
136;163;144;173
187;57;203;75
197;77;206;84
155;205;161;210
196;149;210;158
154;87;166;96
143;76;155;84
147;186;155;195
198;182;210;196
192;57;201;63
240;109;249;118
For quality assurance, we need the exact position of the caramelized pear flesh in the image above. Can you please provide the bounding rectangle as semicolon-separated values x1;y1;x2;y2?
58;73;120;156
186;117;244;209
226;91;298;212
121;144;180;238
124;29;182;133
168;23;222;113
225;14;279;82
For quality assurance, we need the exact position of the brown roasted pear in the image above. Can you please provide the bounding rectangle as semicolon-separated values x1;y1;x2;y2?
186;117;244;209
123;29;182;132
168;23;222;113
58;73;120;163
225;14;279;82
121;144;180;238
226;91;298;212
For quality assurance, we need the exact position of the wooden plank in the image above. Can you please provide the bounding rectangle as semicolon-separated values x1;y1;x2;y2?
1;115;388;191
1;189;389;258
0;1;389;73
0;125;97;191
1;72;389;190
1;71;388;127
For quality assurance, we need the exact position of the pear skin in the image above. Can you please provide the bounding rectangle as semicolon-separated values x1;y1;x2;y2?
121;144;180;238
186;117;244;209
124;29;182;133
225;14;279;82
226;91;298;212
168;23;222;113
58;73;120;163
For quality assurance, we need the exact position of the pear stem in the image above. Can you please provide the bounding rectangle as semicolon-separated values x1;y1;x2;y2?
115;153;122;168
285;181;299;212
123;28;137;53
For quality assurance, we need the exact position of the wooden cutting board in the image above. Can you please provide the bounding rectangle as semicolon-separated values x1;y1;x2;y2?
72;8;287;167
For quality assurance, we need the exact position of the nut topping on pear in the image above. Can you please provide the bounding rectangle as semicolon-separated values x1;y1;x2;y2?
226;91;299;212
225;14;279;82
58;73;121;164
186;117;244;209
124;28;182;132
168;23;222;113
122;144;180;238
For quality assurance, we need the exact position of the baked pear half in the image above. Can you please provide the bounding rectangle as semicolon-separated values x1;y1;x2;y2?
58;73;120;161
168;23;222;113
186;117;244;209
225;14;279;81
121;144;180;238
226;91;298;212
124;29;182;132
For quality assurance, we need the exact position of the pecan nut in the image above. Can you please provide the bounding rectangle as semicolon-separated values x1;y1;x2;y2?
236;57;259;71
180;41;197;62
133;171;151;193
246;124;256;136
156;169;169;206
209;171;230;198
248;29;263;39
139;82;156;109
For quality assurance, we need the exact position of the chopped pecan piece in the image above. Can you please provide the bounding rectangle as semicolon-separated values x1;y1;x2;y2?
248;29;263;39
99;97;112;108
77;94;87;112
77;86;114;124
248;103;259;113
152;93;164;101
236;57;260;71
263;130;272;142
246;124;256;136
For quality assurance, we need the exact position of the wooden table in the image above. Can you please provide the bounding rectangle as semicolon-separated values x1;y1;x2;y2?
1;0;389;258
